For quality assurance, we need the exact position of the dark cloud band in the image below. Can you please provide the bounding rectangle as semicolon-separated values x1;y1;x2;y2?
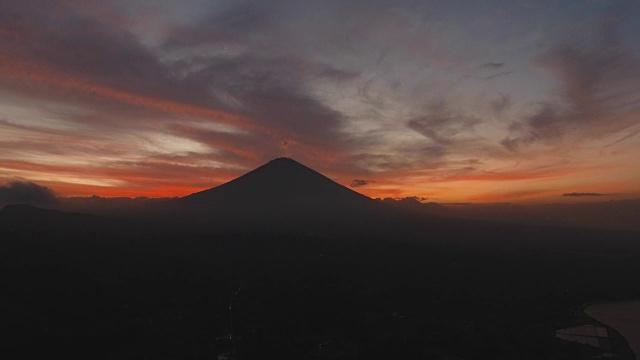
0;181;57;206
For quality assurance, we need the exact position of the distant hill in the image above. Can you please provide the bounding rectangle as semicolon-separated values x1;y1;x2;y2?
437;200;640;232
378;197;449;216
378;197;640;232
0;204;111;235
57;195;174;218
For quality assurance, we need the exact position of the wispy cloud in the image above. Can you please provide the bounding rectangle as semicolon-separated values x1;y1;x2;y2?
407;102;482;146
501;1;640;152
563;192;605;197
484;71;513;80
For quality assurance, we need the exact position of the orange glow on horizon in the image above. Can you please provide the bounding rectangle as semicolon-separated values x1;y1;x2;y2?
48;182;207;198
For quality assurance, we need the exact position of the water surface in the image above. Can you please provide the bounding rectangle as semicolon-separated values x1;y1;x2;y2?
585;301;640;359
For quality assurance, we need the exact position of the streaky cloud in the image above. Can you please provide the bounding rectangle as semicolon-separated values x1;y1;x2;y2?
483;71;513;80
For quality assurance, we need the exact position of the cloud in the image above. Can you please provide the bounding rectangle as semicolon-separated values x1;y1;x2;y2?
500;103;562;151
563;192;605;197
0;2;168;94
499;137;521;152
407;102;482;146
481;62;505;68
317;66;360;82
0;0;357;180
166;40;352;152
502;1;640;151
0;1;257;139
350;179;371;187
478;62;511;80
483;71;513;80
0;181;58;206
601;128;640;152
490;94;512;115
466;189;552;202
402;196;429;202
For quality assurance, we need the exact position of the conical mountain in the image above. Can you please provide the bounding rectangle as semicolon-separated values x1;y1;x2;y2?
180;157;376;218
173;158;449;237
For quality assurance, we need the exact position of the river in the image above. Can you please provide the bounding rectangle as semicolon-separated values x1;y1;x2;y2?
585;300;640;359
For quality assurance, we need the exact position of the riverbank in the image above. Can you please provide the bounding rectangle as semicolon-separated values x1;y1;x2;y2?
585;301;640;360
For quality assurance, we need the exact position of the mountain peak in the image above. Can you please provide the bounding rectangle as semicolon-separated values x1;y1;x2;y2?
268;156;296;163
180;158;376;218
261;156;307;170
249;157;316;177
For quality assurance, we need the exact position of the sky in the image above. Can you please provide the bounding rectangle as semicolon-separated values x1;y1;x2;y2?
0;0;639;203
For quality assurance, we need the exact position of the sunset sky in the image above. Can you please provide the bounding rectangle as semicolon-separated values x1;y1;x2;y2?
1;0;639;203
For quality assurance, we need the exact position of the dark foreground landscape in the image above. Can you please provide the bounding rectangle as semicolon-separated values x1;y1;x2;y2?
2;159;639;359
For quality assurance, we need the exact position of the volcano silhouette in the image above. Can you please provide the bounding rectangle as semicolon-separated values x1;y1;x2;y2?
179;157;379;224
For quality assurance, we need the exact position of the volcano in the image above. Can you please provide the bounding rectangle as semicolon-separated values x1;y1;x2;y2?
178;158;381;224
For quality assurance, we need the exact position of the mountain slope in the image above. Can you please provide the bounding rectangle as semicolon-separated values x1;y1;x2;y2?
177;158;380;224
184;157;370;204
